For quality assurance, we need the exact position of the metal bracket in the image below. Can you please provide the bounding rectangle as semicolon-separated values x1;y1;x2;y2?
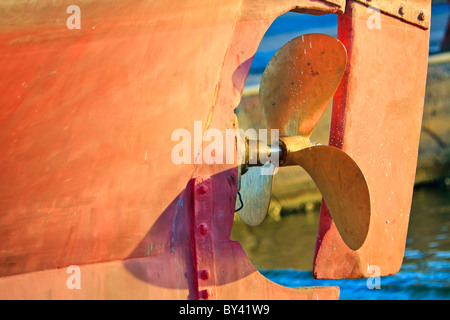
322;0;346;7
192;177;216;300
353;0;431;30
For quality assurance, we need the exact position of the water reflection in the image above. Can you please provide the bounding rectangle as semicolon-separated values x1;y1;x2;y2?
230;182;450;299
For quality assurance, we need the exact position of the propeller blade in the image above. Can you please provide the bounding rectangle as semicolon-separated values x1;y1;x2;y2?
260;33;347;137
236;163;275;227
286;145;371;250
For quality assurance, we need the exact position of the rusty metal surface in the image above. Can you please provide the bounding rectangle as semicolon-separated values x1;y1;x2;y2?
291;0;346;14
322;0;346;8
352;0;431;29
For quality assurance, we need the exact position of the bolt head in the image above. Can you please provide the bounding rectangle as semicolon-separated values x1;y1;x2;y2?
199;269;210;280
198;223;208;236
198;185;208;195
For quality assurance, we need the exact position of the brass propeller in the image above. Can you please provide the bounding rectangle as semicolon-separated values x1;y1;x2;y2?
236;34;371;250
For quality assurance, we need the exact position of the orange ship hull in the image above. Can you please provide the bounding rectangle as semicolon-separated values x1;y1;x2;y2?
0;0;431;299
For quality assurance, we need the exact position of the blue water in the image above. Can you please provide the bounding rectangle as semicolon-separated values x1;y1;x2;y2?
261;259;450;300
258;185;450;300
245;3;450;87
